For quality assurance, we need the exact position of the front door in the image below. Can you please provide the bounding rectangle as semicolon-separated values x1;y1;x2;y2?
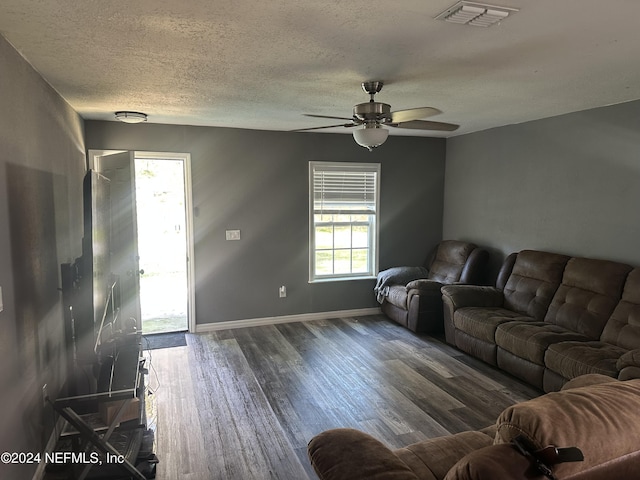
134;152;191;334
91;151;143;331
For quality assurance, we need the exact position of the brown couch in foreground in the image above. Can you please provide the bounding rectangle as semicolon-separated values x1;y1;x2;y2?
376;240;488;333
441;250;640;391
308;374;640;480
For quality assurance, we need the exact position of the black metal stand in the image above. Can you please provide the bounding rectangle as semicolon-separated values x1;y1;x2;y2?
51;333;153;480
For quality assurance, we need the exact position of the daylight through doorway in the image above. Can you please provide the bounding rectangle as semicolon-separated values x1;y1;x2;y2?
135;156;189;333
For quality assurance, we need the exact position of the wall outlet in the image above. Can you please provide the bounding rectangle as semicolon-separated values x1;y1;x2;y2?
279;286;287;298
225;229;241;241
42;384;48;407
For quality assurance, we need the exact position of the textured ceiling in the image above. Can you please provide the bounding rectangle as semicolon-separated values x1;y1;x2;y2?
1;0;640;137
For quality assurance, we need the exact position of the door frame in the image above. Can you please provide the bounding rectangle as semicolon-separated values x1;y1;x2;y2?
87;149;197;333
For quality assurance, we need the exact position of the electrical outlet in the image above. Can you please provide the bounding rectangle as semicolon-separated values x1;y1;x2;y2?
225;229;241;241
42;384;48;407
279;286;287;298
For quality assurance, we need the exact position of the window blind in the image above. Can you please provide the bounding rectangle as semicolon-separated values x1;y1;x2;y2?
312;164;378;215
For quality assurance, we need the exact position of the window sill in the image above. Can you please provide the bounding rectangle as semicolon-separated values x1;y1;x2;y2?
309;275;376;283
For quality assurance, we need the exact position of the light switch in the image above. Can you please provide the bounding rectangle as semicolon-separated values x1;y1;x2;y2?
225;229;241;241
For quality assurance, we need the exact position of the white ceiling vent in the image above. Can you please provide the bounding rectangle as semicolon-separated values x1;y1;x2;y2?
436;1;519;27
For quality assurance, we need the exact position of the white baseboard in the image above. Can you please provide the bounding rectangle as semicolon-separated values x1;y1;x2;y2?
194;307;382;333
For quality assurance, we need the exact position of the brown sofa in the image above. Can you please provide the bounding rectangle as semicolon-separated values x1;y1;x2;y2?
441;250;640;391
308;374;640;480
376;240;488;333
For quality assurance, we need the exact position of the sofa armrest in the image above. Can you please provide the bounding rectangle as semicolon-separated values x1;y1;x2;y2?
618;366;640;381
444;444;545;480
441;285;504;345
406;279;441;291
441;285;504;310
406;280;444;309
616;350;640;380
617;349;640;371
406;279;443;295
308;428;419;480
395;431;493;480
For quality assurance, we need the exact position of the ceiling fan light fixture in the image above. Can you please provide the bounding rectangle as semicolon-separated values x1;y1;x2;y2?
353;125;389;151
295;81;459;140
115;111;148;123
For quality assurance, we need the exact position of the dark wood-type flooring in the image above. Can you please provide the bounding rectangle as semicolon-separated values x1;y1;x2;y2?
148;314;540;480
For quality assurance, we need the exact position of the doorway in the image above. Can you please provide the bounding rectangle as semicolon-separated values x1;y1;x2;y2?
88;150;195;334
135;152;192;333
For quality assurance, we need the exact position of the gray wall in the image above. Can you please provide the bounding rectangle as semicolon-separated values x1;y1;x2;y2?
0;35;86;478
85;122;446;325
443;100;640;281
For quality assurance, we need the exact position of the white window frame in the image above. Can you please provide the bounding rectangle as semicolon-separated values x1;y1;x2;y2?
309;161;381;282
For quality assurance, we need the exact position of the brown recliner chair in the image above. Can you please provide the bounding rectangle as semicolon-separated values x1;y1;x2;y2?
375;240;488;333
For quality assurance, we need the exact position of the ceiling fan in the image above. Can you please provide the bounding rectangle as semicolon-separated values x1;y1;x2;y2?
294;81;459;151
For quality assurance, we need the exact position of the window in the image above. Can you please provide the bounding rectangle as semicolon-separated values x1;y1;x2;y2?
309;162;380;281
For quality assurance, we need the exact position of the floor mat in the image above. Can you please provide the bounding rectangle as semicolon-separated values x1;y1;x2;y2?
143;331;187;350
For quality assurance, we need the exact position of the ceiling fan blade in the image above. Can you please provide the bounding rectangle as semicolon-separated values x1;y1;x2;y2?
389;107;442;123
389;120;459;132
304;114;354;121
292;123;356;132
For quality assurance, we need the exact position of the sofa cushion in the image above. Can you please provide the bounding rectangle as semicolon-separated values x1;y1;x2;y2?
395;431;493;480
544;341;624;380
561;373;620;390
501;250;570;321
454;307;529;344
495;321;590;365
494;379;640;478
544;257;632;339
600;267;640;350
429;240;476;284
